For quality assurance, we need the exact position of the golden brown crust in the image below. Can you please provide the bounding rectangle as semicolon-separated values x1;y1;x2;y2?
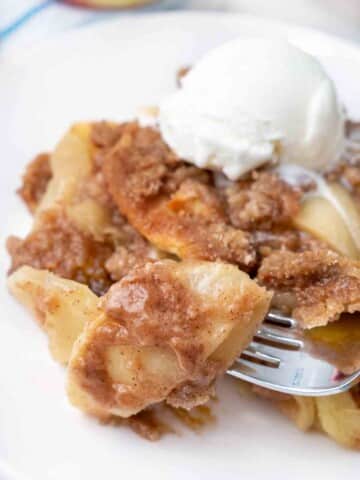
258;249;342;289
18;153;52;213
7;211;114;296
103;122;255;270
252;229;302;258
225;171;301;231
91;121;125;150
258;249;360;327
105;243;155;282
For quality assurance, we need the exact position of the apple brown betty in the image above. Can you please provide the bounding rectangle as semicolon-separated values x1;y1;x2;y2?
6;120;360;447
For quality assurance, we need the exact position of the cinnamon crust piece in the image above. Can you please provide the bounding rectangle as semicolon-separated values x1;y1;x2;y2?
7;211;114;296
103;122;256;270
225;171;301;231
258;249;360;327
18;153;52;213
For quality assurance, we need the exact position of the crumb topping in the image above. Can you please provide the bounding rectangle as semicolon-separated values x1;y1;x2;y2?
258;249;360;327
18;153;52;213
7;211;114;296
225;171;301;231
103;122;256;269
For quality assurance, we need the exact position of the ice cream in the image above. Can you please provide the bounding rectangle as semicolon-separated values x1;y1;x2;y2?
159;37;345;180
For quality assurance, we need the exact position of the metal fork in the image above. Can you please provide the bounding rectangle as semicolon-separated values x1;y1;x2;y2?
227;311;360;396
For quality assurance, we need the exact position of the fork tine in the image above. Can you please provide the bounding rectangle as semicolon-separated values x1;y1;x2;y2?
265;311;298;328
254;328;303;350
228;309;360;396
240;348;280;368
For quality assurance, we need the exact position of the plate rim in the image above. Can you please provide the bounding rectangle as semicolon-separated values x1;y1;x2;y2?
2;10;360;68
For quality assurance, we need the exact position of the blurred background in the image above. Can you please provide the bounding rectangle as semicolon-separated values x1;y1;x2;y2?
1;0;360;51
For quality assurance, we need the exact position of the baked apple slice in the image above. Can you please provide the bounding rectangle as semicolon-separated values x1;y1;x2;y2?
7;266;99;364
294;182;360;260
304;313;360;374
34;123;119;240
67;259;271;418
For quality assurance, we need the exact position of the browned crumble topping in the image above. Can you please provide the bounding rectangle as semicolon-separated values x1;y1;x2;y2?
76;169;115;210
10;121;360;330
91;123;166;280
17;153;52;213
225;171;301;231
258;249;360;327
7;211;114;296
252;229;302;258
105;243;155;282
258;249;341;289
103;122;256;270
91;121;125;150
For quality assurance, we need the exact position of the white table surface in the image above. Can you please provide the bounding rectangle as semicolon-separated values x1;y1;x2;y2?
1;0;360;55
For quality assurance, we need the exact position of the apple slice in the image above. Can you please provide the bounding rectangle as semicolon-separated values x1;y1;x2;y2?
7;266;99;364
36;123;93;217
304;313;360;374
293;183;360;260
330;183;360;252
67;260;271;418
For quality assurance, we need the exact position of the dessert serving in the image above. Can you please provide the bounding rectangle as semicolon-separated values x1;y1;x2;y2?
6;37;360;447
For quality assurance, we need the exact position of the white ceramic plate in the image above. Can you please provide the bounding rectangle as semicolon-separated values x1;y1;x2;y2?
1;12;360;480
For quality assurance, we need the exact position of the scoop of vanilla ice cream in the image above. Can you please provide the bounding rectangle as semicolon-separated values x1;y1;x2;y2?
159;37;345;180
